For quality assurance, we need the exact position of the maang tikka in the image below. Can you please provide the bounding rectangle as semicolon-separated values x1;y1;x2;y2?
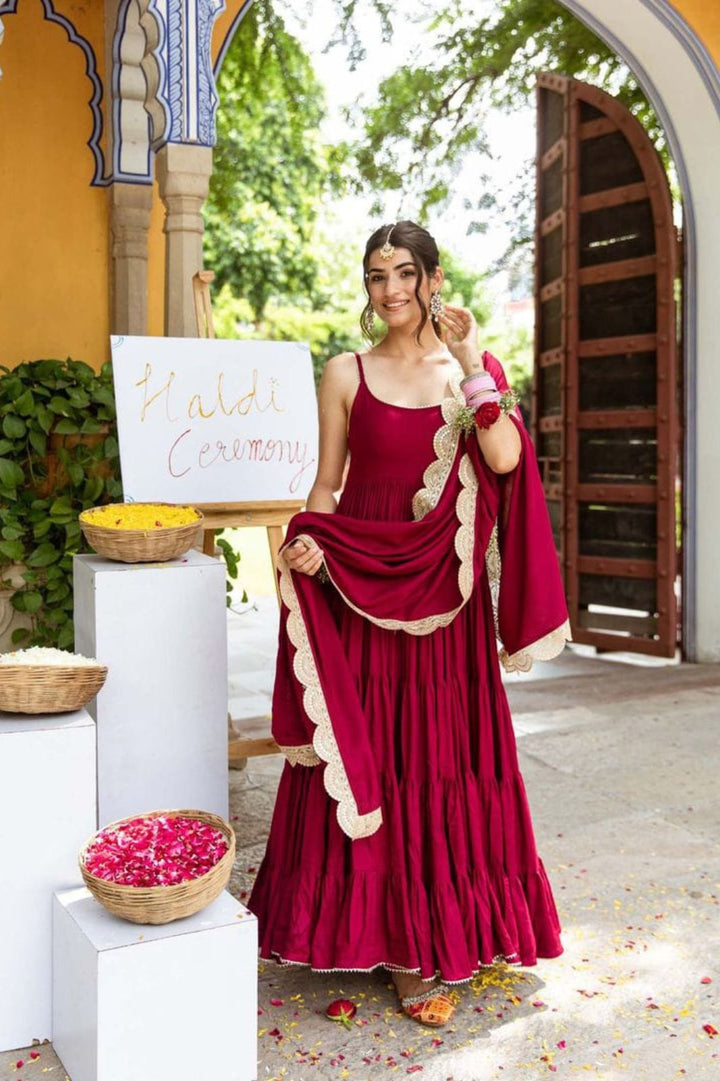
379;225;396;260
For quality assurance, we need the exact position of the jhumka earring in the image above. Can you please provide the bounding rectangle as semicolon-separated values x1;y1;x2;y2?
361;307;377;337
430;291;444;317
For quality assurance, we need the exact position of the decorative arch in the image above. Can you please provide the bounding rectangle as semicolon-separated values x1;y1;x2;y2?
557;0;720;660
110;0;170;182
213;0;253;77
0;0;105;183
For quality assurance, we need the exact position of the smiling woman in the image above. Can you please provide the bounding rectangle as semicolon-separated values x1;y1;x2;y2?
248;219;570;1028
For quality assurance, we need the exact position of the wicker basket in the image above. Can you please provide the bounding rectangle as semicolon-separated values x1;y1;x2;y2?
79;809;236;924
0;664;108;715
79;504;203;563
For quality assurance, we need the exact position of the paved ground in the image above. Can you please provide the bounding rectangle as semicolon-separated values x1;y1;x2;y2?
3;546;719;1080
224;620;720;1081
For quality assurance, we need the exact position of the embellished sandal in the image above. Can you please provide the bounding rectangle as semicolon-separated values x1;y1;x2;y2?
400;985;455;1027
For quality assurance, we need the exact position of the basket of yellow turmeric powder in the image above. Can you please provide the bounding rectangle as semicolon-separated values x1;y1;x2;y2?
79;503;203;563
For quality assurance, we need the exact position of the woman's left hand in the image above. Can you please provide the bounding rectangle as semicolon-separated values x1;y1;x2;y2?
437;304;483;374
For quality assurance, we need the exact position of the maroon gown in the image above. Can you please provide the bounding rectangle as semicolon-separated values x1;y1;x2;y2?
249;355;563;983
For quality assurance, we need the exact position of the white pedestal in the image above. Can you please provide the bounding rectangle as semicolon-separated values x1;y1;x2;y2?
0;711;96;1051
53;888;258;1081
73;551;228;824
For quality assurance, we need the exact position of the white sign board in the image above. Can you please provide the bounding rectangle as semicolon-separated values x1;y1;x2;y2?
111;336;318;504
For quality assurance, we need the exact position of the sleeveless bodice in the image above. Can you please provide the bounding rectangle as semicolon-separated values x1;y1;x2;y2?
338;357;443;522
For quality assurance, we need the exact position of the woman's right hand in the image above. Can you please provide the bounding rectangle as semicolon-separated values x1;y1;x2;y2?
283;537;325;577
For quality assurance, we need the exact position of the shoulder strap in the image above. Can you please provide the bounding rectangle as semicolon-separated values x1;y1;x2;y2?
354;352;366;384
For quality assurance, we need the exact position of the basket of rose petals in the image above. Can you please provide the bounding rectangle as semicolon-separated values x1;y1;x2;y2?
79;810;235;924
0;647;108;714
79;503;203;563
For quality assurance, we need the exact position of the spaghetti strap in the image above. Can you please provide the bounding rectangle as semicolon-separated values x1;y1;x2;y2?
354;352;366;385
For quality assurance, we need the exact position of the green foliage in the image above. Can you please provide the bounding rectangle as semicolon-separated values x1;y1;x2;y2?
216;533;248;607
439;248;493;322
0;360;244;643
0;359;122;650
205;0;347;320
348;0;664;223
212;284;359;384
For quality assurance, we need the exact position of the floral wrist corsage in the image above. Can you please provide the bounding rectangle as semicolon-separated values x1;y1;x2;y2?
452;390;520;435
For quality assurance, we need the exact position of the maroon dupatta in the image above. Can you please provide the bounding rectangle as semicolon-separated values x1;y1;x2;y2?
271;355;570;840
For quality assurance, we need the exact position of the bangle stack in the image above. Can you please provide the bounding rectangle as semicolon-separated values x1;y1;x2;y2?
460;371;503;430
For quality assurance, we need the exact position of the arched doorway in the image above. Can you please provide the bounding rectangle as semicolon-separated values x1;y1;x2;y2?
534;73;681;658
211;0;720;661
555;0;720;661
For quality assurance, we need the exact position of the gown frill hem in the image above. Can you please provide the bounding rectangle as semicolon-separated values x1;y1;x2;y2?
258;950;524;987
250;863;562;985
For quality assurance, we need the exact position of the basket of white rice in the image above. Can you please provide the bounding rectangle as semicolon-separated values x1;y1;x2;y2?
0;647;108;714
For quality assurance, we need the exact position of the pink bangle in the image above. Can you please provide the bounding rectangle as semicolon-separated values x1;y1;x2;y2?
461;372;497;406
464;389;499;406
466;389;501;407
461;372;495;391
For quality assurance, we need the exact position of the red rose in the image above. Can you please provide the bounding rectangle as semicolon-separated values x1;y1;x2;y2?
326;998;358;1029
475;401;501;429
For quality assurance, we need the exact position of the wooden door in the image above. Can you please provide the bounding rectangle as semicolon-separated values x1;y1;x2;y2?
534;74;681;657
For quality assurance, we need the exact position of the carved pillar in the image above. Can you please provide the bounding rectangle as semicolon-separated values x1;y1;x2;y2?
110;183;154;335
156;142;213;336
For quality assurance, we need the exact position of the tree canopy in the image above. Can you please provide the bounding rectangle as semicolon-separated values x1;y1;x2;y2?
336;0;662;228
204;0;347;320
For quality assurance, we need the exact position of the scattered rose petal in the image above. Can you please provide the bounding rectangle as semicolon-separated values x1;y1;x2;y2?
557;1040;566;1050
15;1062;24;1069
30;1052;40;1060
270;998;284;1007
701;977;713;985
532;1000;545;1007
326;998;357;1029
703;1024;718;1038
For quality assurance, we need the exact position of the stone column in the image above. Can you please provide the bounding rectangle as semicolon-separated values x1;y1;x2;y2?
156;142;213;337
110;182;154;335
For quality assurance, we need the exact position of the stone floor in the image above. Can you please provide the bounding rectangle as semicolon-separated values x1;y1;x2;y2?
225;644;720;1081
3;581;719;1081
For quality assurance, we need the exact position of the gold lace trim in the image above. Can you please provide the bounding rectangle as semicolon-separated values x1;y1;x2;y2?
277;555;383;841
278;743;321;767
499;618;572;673
411;368;464;521
485;523;501;637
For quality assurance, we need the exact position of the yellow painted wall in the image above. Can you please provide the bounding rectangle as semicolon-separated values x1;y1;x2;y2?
212;0;253;66
147;176;167;338
0;1;108;369
672;2;720;65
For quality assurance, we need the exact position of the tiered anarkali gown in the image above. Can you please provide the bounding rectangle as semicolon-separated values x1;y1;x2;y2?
249;355;562;983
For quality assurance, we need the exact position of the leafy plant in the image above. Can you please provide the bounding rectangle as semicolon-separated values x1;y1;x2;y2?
0;359;122;650
205;0;347;321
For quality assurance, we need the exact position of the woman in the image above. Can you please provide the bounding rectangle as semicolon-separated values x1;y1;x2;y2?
249;221;570;1027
